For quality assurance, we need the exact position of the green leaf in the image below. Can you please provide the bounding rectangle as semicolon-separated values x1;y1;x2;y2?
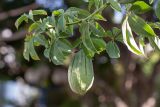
66;7;90;18
52;9;64;16
106;41;120;58
149;22;160;30
122;16;144;55
105;27;123;43
29;39;40;60
112;27;121;37
49;15;56;27
68;50;94;95
44;48;50;59
128;13;156;37
93;14;107;21
23;41;30;61
15;14;28;29
93;0;100;9
72;38;82;48
155;0;160;20
23;35;40;61
149;0;154;4
29;10;34;20
33;34;48;47
148;37;160;52
119;0;135;4
82;44;95;58
112;27;123;43
80;21;97;57
89;22;106;37
130;1;152;14
88;0;94;10
28;22;39;32
58;14;66;32
108;0;122;12
49;39;72;65
32;10;47;16
80;26;106;56
139;37;145;55
67;17;74;35
92;38;107;53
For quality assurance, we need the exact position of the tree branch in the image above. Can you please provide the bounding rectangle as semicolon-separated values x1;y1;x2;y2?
0;3;39;21
0;30;27;42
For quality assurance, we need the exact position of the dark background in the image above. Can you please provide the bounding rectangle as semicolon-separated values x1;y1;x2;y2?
0;0;160;107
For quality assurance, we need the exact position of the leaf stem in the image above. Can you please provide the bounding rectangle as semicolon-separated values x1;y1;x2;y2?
49;3;109;29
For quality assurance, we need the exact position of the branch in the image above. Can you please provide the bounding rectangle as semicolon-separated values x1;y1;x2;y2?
0;3;39;21
0;30;27;42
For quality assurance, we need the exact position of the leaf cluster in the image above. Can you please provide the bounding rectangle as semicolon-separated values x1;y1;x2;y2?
15;0;160;95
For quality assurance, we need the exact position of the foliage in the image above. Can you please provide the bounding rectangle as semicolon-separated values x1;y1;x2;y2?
15;0;160;95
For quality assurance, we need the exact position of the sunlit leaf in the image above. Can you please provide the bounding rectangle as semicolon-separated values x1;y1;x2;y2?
94;14;107;21
128;13;156;37
130;1;152;14
15;14;28;29
28;22;39;32
32;10;47;16
122;16;144;55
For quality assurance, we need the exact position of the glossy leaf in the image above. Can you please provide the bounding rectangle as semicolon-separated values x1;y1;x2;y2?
130;1;152;14
128;13;156;37
122;16;143;55
68;50;94;95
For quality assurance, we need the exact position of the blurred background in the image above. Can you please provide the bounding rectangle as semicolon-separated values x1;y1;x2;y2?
0;0;160;107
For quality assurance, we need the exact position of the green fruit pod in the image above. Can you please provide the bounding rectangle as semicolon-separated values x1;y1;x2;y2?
68;50;94;95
